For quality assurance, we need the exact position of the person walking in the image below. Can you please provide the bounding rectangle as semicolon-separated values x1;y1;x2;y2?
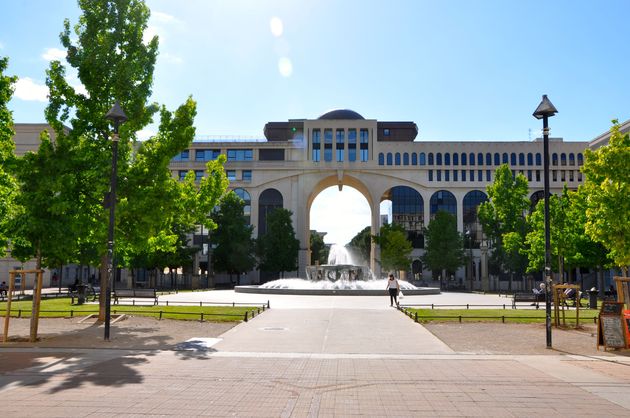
386;273;400;307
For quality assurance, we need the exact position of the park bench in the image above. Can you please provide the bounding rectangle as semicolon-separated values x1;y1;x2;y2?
512;292;543;309
69;285;100;304
113;288;158;305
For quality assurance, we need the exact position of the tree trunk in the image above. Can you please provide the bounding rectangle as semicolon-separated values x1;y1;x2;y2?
99;254;108;321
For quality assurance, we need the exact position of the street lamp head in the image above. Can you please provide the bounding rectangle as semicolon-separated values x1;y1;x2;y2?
532;94;558;120
105;101;128;132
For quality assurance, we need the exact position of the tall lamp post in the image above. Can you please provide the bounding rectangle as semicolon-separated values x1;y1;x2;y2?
533;94;557;349
104;101;127;341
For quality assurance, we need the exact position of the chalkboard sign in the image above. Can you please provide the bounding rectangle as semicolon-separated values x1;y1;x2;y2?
601;316;626;348
601;301;624;315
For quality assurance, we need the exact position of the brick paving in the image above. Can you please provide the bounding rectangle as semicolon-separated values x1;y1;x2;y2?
1;302;630;417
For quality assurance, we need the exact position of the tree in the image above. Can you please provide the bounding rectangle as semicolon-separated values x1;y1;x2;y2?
582;120;630;276
347;226;371;265
478;164;530;288
310;231;329;265
212;192;256;285
421;211;465;281
257;208;299;277
372;223;412;274
0;57;18;253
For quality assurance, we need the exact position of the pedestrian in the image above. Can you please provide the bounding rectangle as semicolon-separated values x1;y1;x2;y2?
386;273;400;307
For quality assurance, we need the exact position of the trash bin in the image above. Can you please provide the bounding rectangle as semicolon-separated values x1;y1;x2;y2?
588;290;598;309
76;284;87;305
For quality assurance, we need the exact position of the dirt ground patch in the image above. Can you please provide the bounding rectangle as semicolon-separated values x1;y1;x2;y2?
424;322;630;357
1;316;236;350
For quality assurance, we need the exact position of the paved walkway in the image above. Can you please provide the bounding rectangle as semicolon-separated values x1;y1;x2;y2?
1;294;630;417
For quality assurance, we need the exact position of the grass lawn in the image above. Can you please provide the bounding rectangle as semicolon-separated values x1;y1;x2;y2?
404;307;600;324
0;297;259;322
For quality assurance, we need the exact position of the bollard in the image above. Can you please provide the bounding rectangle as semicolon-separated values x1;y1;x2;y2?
159;311;163;320
459;316;462;323
166;300;169;307
18;309;22;318
133;300;135;306
200;301;202;307
268;300;270;309
466;304;469;310
431;304;434;309
232;302;235;307
244;311;248;322
503;304;506;310
502;316;505;323
201;313;204;321
70;310;74;318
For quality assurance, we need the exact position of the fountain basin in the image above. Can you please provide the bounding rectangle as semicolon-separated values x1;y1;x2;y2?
235;283;440;296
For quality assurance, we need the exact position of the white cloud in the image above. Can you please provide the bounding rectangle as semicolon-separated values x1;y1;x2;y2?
42;47;66;61
14;77;48;102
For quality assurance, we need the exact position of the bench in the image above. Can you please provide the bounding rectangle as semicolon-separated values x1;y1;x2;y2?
512;292;544;309
113;288;158;305
70;285;100;304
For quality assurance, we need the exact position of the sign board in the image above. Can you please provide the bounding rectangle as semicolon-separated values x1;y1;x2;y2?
598;301;628;350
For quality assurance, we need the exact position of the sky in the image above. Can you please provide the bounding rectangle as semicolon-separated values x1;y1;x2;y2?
2;0;630;245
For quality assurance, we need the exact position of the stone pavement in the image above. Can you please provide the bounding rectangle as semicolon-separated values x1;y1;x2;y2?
1;295;630;417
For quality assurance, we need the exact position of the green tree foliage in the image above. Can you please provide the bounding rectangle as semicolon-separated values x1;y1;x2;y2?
310;231;329;265
257;208;300;277
582;120;630;275
347;226;371;265
478;164;530;285
0;57;18;252
421;211;465;276
372;223;412;273
212;192;256;284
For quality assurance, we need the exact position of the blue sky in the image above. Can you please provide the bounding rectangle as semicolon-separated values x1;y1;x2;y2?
2;0;629;244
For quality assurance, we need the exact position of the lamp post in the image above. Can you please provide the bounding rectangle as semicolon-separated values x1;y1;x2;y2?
104;101;127;341
533;94;557;349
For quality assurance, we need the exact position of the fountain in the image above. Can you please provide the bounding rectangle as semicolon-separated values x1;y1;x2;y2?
234;244;440;296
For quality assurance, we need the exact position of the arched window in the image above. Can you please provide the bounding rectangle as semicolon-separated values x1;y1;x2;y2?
419;152;426;165
560;153;567;166
485;153;491;166
477;153;483;165
461;153;467;165
386;153;393;166
436;153;442;165
577;153;583;165
378;153;384;165
494;153;500;166
519;153;525;165
530;190;545;212
403;152;409;165
552;153;558;165
502;153;508;164
395;152;401;165
430;190;457;219
411;153;417;165
428;153;434;165
445;153;451;165
470;153;475;166
463;190;488;247
453;153;459;165
232;188;251;224
569;153;575;166
527;153;533;166
390;186;425;249
258;188;283;235
510;153;517;166
536;153;542;165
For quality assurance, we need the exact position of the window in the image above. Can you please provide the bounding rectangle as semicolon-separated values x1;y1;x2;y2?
178;170;188;181
536;170;540;182
461;170;466;181
383;128;390;137
510;153;517;166
578;171;582;181
519;153;525;166
470;170;474;181
428;153;434;165
527;170;532;181
419;152;426;165
430;190;457;217
336;129;345;162
536;153;542;165
173;150;190;162
436;153;442;165
226;170;236;181
552;153;558;166
312;129;321;162
360;129;369;161
470;153;476;165
259;149;285;161
561;170;566;182
577;153;583;166
494;153;500;166
348;129;357;162
195;170;204;182
437;170;442;181
453;170;458;181
196;149;220;161
486;170;491;182
569;153;575;166
478;170;483;181
560;153;567;166
444;170;450;181
411;153;417;165
569;171;574;181
428;170;433;181
386;153;393;166
552;170;557;181
403;152;409;165
324;129;333;162
453;153;459;166
486;153;491;166
461;153;467;165
227;149;253;161
233;188;251;223
477;153;483;166
242;170;252;182
445;153;451;165
378;153;384;165
527;153;533;166
395;153;401;165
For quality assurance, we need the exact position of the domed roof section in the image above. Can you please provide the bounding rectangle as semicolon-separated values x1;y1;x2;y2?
317;109;365;120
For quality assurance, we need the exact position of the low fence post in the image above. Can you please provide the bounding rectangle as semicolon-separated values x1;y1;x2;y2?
244;311;248;322
201;313;204;322
415;312;418;322
159;311;163;320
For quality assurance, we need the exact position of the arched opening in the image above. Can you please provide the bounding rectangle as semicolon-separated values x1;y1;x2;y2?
463;190;488;248
232;188;251;223
429;190;457;220
258;188;283;235
381;185;424;249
